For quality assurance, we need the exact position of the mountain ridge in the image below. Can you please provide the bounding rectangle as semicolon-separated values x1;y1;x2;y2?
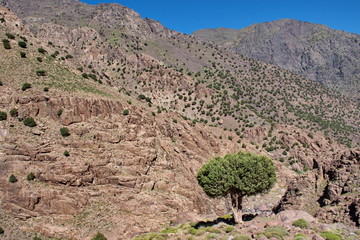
193;18;360;101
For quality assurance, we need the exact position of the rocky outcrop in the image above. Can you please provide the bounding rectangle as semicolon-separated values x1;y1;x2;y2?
274;150;360;227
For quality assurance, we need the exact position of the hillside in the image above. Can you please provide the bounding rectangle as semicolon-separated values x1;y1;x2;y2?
193;19;360;101
0;2;359;240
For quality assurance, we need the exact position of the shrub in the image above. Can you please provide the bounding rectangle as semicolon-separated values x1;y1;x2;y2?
43;87;49;92
91;233;107;240
65;54;73;59
0;81;2;86
320;231;343;240
123;109;129;115
0;18;5;23
20;51;26;58
38;47;47;54
293;233;308;240
262;226;289;240
292;218;309;229
18;41;27;48
36;70;46;76
6;33;15;39
27;172;35;181
57;109;63;117
36;57;43;62
0;111;7;121
82;73;88;78
60;127;70;137
22;82;32;91
224;226;234;233
10;108;18;117
63;150;70;157
2;39;11;49
33;237;41;240
0;226;4;234
23;117;37;127
9;174;17;183
233;235;251;240
20;36;27;42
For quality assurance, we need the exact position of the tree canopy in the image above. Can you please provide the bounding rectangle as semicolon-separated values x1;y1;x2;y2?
197;151;276;222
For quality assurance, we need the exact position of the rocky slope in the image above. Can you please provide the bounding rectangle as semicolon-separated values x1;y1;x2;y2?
1;0;359;148
193;19;360;101
0;4;359;240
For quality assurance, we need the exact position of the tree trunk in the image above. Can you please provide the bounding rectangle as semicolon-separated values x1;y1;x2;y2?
230;193;243;224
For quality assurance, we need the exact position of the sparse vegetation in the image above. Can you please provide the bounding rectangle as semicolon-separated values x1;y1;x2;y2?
64;150;70;157
292;218;309;229
123;109;130;115
9;174;17;183
2;39;11;49
91;233;107;240
0;111;7;121
60;127;70;137
23;117;37;127
27;172;36;181
22;82;32;91
18;41;27;48
10;108;18;117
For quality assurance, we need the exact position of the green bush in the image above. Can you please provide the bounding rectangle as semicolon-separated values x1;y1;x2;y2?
123;109;129;115
0;111;7;121
33;237;42;240
5;33;15;39
9;174;17;183
233;235;251;240
0;226;4;234
60;127;70;137
292;218;309;229
293;233;308;240
65;54;73;59
91;233;107;240
27;172;35;181
23;117;37;127
43;87;49;92
2;39;11;49
0;18;5;23
22;82;32;91
20;51;26;58
57;109;63;117
38;47;47;54
224;226;234;233
18;41;27;48
36;57;43;62
262;226;289;240
64;150;70;157
320;231;343;240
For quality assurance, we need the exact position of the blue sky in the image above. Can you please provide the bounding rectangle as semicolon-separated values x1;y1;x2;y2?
81;0;360;34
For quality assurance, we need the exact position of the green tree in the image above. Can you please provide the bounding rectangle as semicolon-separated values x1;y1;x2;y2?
197;151;276;223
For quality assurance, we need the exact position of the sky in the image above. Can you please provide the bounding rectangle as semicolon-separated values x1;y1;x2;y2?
81;0;360;35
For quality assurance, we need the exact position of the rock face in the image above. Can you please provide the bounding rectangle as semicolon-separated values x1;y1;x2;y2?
275;150;360;227
193;19;360;101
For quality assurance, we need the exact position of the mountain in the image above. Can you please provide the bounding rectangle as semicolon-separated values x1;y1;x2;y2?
0;1;359;239
193;19;360;101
